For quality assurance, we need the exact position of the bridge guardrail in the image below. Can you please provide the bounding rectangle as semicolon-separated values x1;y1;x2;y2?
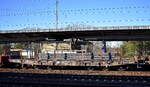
0;25;150;34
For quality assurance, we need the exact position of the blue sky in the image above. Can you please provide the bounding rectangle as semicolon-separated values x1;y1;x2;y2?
0;0;150;30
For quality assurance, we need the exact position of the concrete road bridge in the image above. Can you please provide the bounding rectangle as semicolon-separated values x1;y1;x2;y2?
0;25;150;42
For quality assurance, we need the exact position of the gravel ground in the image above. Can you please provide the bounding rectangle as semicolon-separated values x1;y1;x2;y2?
0;68;150;76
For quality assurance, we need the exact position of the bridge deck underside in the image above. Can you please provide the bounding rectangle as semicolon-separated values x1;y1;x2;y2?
0;29;150;42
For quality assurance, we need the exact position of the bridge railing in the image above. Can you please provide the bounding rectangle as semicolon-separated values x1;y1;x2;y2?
0;25;150;33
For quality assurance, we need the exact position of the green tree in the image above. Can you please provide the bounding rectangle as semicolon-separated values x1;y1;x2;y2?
121;41;150;58
0;44;11;55
0;45;4;55
121;41;136;58
13;43;26;49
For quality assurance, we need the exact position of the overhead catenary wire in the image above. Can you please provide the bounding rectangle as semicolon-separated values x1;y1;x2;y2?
0;5;149;11
0;0;150;30
0;5;150;16
0;18;150;28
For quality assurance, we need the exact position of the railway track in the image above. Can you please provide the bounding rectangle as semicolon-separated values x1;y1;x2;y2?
0;72;150;87
2;62;150;71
